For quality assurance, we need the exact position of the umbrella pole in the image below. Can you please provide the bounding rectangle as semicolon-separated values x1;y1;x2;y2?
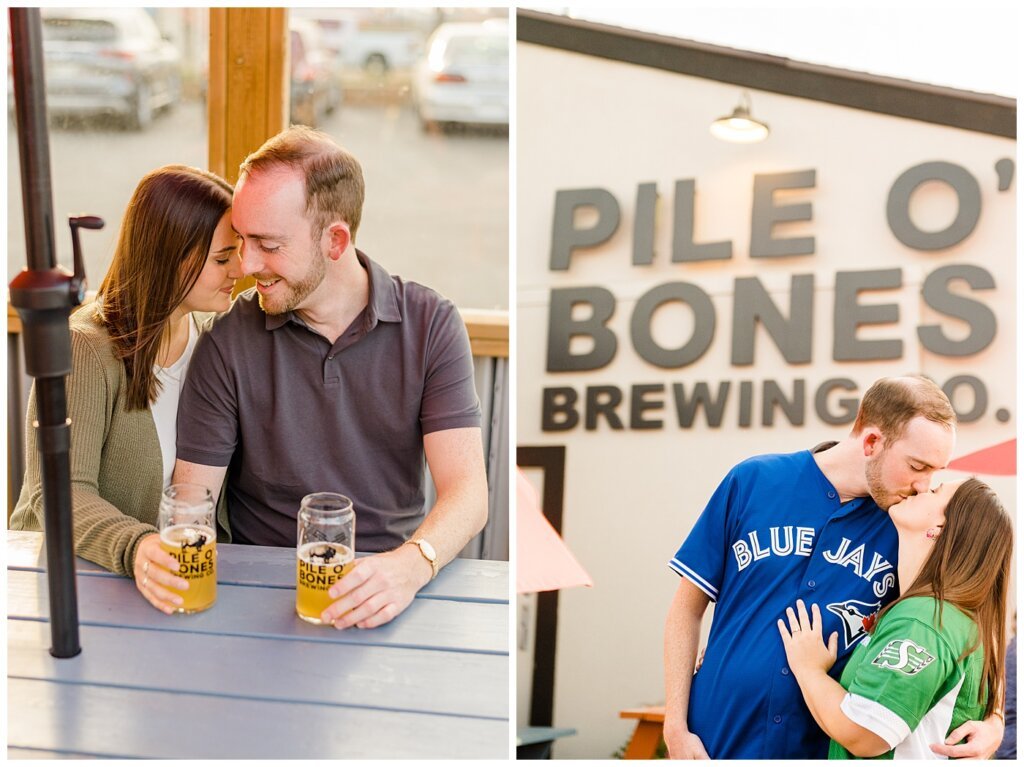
8;7;88;659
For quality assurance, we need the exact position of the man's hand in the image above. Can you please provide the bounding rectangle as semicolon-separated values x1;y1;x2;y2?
320;544;432;630
929;715;1004;759
133;533;188;615
664;726;710;759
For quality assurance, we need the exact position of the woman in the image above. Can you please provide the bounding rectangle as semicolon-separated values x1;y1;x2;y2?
779;478;1011;758
11;165;240;615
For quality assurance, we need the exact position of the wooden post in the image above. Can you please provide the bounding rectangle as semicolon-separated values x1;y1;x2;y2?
208;8;288;185
208;8;287;296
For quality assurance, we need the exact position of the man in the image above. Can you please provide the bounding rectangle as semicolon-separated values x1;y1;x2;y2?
663;376;1004;759
167;126;488;628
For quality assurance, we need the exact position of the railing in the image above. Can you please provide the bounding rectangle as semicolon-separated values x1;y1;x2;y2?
461;308;510;562
7;298;510;561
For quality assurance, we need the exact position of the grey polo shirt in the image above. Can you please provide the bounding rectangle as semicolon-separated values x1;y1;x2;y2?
176;251;482;552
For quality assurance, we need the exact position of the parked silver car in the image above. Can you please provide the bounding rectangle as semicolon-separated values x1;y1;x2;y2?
39;8;181;130
289;17;342;128
413;19;509;131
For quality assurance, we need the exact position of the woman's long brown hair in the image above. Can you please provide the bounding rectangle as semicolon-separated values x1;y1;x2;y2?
97;165;232;410
875;478;1012;717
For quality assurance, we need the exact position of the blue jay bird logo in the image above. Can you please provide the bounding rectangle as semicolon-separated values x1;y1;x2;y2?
826;599;882;650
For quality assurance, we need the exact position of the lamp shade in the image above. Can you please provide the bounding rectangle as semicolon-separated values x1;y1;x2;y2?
710;91;769;143
710;106;769;143
516;468;593;594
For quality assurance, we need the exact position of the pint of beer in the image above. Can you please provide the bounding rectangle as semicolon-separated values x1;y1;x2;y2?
296;493;355;625
158;483;217;614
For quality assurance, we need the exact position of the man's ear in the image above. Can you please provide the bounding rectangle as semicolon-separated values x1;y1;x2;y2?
325;222;351;260
861;428;884;457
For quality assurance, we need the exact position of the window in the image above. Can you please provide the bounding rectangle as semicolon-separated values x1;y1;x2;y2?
7;8;208;292
288;7;509;310
8;7;509;312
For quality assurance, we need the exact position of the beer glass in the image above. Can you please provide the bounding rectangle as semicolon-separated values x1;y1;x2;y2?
158;483;217;613
296;493;355;625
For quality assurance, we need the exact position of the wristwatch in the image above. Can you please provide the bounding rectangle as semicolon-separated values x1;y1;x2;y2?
405;538;439;580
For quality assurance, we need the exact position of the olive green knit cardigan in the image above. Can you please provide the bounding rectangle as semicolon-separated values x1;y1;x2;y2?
10;303;227;576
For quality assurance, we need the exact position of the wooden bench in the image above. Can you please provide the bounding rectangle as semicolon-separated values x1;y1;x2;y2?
619;705;665;759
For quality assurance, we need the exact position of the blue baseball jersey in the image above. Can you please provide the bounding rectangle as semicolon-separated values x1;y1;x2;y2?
668;449;900;759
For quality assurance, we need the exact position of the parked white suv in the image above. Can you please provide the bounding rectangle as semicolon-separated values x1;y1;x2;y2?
412;19;509;131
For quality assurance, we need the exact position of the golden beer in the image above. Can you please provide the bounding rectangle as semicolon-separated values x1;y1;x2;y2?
160;524;217;613
295;542;355;624
158;483;217;614
295;492;355;626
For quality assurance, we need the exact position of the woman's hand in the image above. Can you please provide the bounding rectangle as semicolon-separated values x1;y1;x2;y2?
777;600;838;680
133;533;188;614
778;601;889;756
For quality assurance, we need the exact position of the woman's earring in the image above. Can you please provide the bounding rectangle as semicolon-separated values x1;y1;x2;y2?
925;528;940;540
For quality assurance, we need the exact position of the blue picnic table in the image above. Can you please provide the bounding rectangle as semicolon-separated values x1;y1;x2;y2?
7;530;509;759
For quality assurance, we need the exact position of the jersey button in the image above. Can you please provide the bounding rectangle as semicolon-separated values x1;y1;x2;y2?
827;490;836;499
773;715;782;724
807;580;816;588
781;667;789;675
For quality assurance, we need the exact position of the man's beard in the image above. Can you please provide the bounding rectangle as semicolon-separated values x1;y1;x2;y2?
258;248;326;315
865;452;900;510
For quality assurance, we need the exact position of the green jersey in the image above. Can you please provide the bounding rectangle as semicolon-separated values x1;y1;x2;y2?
829;596;987;760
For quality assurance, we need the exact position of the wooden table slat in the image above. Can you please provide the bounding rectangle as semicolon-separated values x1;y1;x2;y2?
8;677;508;759
7;529;509;758
8;619;508;719
7;531;508;603
7;748;100;760
620;705;665;721
9;570;507;655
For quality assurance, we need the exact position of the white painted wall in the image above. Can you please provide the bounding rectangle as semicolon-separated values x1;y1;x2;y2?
517;42;1016;759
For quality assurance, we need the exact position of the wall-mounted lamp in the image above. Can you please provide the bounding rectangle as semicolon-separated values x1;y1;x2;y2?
710;91;769;143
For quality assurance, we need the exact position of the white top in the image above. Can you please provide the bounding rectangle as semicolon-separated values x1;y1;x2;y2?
152;315;199;489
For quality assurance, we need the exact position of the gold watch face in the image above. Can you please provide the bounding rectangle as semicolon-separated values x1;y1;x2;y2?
419;540;437;562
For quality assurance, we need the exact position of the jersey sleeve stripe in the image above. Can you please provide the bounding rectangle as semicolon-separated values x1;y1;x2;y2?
668;559;719;601
840;692;910;750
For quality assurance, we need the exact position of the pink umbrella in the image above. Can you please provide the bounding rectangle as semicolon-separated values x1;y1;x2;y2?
516;468;593;594
947;438;1016;476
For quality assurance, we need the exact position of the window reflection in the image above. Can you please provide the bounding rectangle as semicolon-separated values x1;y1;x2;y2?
289;7;509;310
7;8;208;292
41;8;181;131
8;7;508;312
